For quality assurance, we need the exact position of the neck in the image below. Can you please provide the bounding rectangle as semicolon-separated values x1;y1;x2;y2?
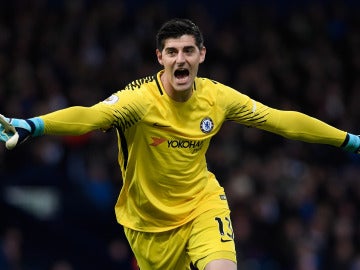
161;75;193;102
167;89;193;102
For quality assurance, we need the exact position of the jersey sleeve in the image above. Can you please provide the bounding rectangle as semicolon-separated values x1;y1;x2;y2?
40;105;114;135
260;109;347;147
40;88;151;135
220;85;347;147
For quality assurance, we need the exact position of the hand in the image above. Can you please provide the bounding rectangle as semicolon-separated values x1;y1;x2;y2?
0;114;36;149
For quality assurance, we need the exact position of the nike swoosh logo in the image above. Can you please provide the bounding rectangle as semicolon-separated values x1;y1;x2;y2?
152;123;171;128
220;238;233;243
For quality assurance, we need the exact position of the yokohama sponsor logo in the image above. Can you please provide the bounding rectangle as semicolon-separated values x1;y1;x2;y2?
167;140;204;149
150;137;167;146
150;137;204;152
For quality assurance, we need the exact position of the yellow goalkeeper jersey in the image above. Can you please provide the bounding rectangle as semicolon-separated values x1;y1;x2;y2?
40;70;347;232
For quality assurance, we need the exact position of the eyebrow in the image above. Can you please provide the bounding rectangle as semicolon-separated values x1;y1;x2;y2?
164;45;196;51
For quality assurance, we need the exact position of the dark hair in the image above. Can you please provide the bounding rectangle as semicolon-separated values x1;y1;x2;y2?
156;18;204;51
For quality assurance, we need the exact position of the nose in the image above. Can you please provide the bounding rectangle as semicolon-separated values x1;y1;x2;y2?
176;51;185;63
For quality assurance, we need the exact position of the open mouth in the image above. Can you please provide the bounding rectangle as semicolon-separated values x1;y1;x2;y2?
174;69;190;80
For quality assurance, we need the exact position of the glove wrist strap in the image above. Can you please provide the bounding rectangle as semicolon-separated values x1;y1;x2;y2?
27;117;44;137
341;133;360;153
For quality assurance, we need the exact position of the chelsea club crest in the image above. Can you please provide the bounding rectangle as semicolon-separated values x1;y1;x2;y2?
200;117;214;133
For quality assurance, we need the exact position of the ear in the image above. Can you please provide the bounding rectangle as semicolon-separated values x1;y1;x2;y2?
199;46;206;64
156;49;163;66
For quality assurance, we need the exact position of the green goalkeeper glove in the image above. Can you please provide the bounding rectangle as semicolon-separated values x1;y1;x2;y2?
0;114;44;149
341;133;360;154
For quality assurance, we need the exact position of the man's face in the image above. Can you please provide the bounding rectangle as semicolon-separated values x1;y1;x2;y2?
156;35;206;102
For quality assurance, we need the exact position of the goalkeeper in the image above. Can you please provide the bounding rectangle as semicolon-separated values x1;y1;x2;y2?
1;18;359;270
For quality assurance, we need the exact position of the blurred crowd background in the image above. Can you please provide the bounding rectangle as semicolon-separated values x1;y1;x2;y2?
1;0;360;269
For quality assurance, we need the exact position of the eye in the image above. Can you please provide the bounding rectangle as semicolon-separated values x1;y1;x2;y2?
184;47;196;55
166;49;177;56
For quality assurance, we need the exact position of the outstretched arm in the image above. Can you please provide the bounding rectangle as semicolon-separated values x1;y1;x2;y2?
40;106;113;135
260;108;360;153
0;105;114;149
